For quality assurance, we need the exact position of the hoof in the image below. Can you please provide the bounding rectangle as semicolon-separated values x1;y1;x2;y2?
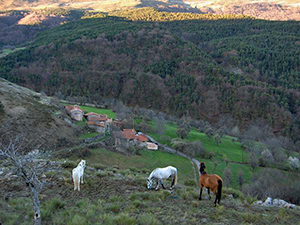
198;198;201;201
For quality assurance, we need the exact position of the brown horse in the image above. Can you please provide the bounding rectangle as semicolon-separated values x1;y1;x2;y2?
198;162;223;206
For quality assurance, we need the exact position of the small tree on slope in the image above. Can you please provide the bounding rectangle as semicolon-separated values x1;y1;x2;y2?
0;135;43;225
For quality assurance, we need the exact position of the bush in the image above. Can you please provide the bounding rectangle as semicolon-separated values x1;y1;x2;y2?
61;161;77;168
223;166;232;187
223;187;244;200
240;212;260;223
137;214;161;225
75;147;92;158
94;163;107;170
106;202;122;213
184;179;196;187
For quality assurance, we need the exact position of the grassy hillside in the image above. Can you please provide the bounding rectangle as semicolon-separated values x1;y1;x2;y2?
1;154;300;225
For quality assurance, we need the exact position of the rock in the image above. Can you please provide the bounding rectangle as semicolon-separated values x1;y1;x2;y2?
264;197;273;205
227;194;234;200
253;200;263;206
278;199;287;206
273;199;279;206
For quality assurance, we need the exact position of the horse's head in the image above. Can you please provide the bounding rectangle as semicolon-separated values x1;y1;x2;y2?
147;178;153;190
80;160;86;168
200;162;206;174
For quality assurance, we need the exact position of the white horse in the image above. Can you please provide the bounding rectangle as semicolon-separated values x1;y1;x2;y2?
147;166;178;190
72;160;86;191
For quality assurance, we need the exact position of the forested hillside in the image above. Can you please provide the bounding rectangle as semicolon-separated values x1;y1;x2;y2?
0;8;300;142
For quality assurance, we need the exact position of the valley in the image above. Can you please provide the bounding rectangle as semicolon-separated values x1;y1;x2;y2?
0;2;300;224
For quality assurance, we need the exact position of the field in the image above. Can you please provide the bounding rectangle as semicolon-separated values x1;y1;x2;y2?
1;154;300;225
79;105;116;119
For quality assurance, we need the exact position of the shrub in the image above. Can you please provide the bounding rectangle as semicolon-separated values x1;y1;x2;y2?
137;214;161;225
42;197;65;220
114;213;137;225
109;195;123;203
184;179;196;187
94;163;107;170
96;171;109;177
106;202;122;213
157;190;171;200
67;214;87;225
245;194;257;204
223;187;244;200
132;200;145;209
240;212;260;223
75;147;92;158
61;161;77;168
223;166;232;187
208;151;215;159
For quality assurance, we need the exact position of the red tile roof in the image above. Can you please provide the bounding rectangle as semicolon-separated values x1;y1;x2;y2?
85;112;108;121
122;129;136;140
65;105;83;113
137;134;148;142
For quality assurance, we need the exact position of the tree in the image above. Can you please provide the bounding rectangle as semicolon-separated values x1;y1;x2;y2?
154;116;166;135
238;169;244;187
0;135;43;225
204;124;215;139
176;116;191;139
249;153;259;170
223;166;232;187
213;133;222;145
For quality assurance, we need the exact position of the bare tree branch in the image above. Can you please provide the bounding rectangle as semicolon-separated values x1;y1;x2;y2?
0;135;42;225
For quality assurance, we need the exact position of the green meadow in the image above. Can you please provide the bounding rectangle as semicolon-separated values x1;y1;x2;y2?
70;104;251;189
78;105;116;119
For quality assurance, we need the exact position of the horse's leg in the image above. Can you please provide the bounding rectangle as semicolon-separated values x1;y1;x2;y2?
170;175;175;189
160;180;166;189
213;188;217;206
81;173;84;184
207;188;211;200
155;179;159;190
78;177;80;191
198;186;203;201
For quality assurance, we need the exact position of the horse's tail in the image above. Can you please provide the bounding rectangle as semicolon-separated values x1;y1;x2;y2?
73;170;79;191
174;170;178;186
217;179;222;203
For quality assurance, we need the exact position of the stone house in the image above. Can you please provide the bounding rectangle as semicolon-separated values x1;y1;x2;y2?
65;105;84;121
85;112;112;133
113;129;158;150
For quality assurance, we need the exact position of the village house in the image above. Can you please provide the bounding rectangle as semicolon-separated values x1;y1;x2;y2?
65;105;84;121
85;112;112;133
113;129;158;150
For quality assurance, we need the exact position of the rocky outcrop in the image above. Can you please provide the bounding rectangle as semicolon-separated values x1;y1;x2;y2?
253;197;300;210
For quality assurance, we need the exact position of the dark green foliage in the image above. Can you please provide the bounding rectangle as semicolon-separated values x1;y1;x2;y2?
1;8;300;141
